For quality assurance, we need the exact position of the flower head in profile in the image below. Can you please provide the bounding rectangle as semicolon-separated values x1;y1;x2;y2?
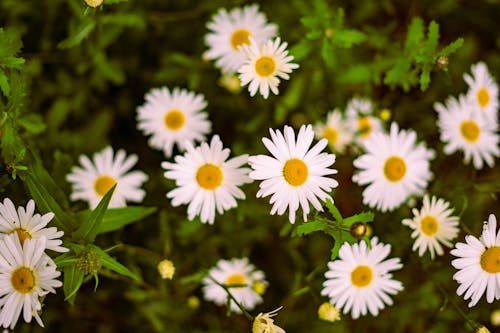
162;135;252;224
0;198;67;253
434;95;499;170
238;37;299;99
352;122;434;212
249;124;338;224
253;307;286;333
66;146;148;209
451;214;500;307
321;237;403;319
202;258;267;313
204;4;277;74
313;109;354;154
402;195;459;259
463;62;499;124
136;86;211;158
0;234;62;329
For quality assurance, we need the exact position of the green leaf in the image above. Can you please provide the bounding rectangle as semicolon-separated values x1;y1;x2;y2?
420;65;432;91
63;263;84;305
293;219;328;236
343;211;375;226
74;184;116;242
405;17;424;52
337;64;372;84
93;246;140;281
424;21;440;55
54;252;79;268
330;230;343;260
58;20;96;49
324;200;343;223
321;40;336;69
76;206;157;234
333;29;367;48
0;73;9;97
437;38;464;57
289;40;313;61
18;113;46;134
100;13;145;29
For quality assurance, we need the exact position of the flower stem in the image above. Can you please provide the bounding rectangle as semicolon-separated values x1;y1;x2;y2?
208;275;254;321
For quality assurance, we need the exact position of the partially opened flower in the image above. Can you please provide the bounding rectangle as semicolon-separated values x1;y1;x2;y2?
451;214;500;307
313;109;354;154
202;258;267;313
321;237;403;319
253;307;286;333
249;124;338;224
238;37;299;99
204;4;277;74
0;198;67;253
136;86;211;158
402;195;459;259
162;135;252;224
0;234;62;329
352;122;434;212
463;62;499;124
66;146;148;209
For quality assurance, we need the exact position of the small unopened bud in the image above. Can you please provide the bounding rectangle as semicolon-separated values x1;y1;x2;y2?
318;302;340;322
437;56;449;69
218;74;242;94
84;0;103;8
157;259;175;279
77;248;102;275
324;28;333;38
188;295;200;309
350;222;368;239
473;324;491;333
253;280;267;295
491;309;500;326
379;109;391;122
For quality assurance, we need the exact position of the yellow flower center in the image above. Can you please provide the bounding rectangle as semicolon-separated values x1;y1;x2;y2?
383;156;406;182
480;247;500;274
283;158;308;186
351;265;373;288
225;273;246;287
255;56;276;77
196;164;223;190
420;215;439;236
94;175;116;197
11;267;36;294
230;29;251;50
164;109;185;131
460;120;480;142
357;117;372;137
323;127;338;144
12;228;32;247
477;87;490;108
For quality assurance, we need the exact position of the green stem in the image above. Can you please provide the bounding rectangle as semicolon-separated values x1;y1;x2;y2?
208;275;254;322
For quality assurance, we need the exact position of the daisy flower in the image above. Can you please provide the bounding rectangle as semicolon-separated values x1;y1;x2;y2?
0;234;62;329
66;146;148;209
463;62;499;124
402;195;459;259
321;237;403;319
249;124;338;224
346;97;374;117
204;4;277;74
136;86;211;158
162;135;251;224
345;97;384;149
434;95;499;169
451;214;500;307
253;307;285;333
313;109;354;154
202;258;267;313
352;122;434;212
0;198;67;253
238;37;299;99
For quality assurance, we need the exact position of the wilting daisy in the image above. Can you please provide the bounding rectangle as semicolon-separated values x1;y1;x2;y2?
313;109;353;154
0;234;62;329
249;124;338;224
451;214;500;307
162;135;251;224
463;62;499;124
352;122;434;212
434;95;499;169
66;146;148;209
252;307;285;333
402;195;459;259
204;4;277;74
0;198;67;253
136;86;211;158
238;37;299;99
202;258;267;313
321;237;403;319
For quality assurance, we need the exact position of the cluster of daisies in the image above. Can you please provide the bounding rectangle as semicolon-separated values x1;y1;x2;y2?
0;198;66;330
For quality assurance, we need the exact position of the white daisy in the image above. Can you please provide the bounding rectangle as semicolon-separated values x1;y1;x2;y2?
402;195;459;259
202;258;267;313
451;214;500;307
313;109;354;154
463;62;499;124
0;198;67;253
0;234;62;329
352;122;434;212
346;98;384;149
204;4;277;74
162;135;251;224
66;146;148;209
434;95;499;170
238;37;299;99
346;97;374;117
249;124;338;224
136;86;211;158
321;237;403;319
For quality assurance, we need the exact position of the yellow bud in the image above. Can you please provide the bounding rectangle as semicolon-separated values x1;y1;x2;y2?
84;0;103;8
474;325;491;333
218;74;242;94
491;309;500;326
253;281;267;295
318;302;340;322
188;296;200;310
379;109;391;122
157;259;175;280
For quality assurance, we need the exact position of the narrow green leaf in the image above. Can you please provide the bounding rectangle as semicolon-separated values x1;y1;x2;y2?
63;263;84;305
437;38;464;57
54;252;79;268
94;246;140;281
424;21;440;55
74;184;116;242
330;231;343;260
420;66;432;91
289;40;313;61
58;20;96;49
337;64;372;84
321;40;336;69
324;200;343;223
293;219;328;236
76;206;156;234
0;73;9;97
18;114;46;134
405;17;424;52
342;211;375;226
333;29;367;48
